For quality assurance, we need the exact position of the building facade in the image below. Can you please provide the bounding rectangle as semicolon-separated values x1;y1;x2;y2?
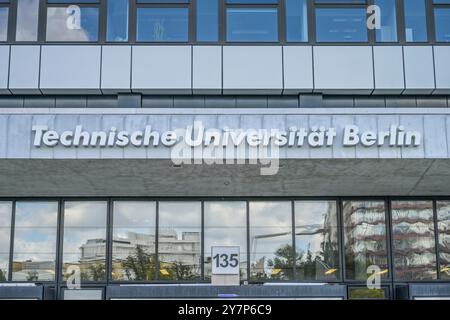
0;0;450;300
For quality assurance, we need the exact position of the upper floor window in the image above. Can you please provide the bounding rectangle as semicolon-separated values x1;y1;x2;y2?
404;0;428;42
434;0;450;42
315;0;368;42
136;0;190;42
0;0;10;42
46;0;100;42
226;0;279;42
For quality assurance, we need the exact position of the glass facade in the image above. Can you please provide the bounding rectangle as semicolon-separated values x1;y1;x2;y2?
0;0;448;43
0;198;448;284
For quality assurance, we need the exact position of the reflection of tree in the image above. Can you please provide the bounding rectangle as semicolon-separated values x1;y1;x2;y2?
121;245;155;281
159;261;197;281
26;271;39;282
0;269;6;281
81;264;105;282
264;244;297;280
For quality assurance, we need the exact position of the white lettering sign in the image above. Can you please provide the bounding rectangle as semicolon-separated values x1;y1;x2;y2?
32;123;422;148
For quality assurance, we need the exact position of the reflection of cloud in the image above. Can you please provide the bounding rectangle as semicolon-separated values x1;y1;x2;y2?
249;202;291;228
159;202;201;227
0;202;12;226
16;0;39;41
204;202;246;227
46;7;91;41
64;201;107;227
295;201;337;227
113;202;156;227
15;202;58;227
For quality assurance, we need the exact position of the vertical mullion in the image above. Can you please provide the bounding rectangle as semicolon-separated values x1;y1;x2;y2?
387;199;396;285
291;200;296;280
7;200;16;282
426;0;435;44
38;0;46;43
154;201;159;281
433;200;441;280
99;0;106;44
190;0;196;43
367;0;376;44
106;199;113;285
337;199;345;283
246;201;250;283
201;201;204;280
129;0;137;43
56;200;65;300
278;0;285;43
397;0;406;44
8;0;17;43
384;198;394;285
308;0;315;44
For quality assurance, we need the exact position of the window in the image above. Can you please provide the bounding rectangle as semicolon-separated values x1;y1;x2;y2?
106;0;129;42
16;0;40;41
375;0;398;42
62;201;107;282
197;0;219;42
0;202;12;281
226;0;279;42
136;0;189;42
249;202;293;281
404;0;428;42
286;0;308;42
204;202;247;280
12;202;58;282
315;0;368;42
437;201;450;279
391;201;437;281
158;202;201;281
0;0;9;42
46;0;100;42
294;201;340;281
434;0;450;42
112;201;156;281
343;201;389;281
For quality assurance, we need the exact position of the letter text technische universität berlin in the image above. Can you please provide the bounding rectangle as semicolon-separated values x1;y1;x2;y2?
32;123;421;149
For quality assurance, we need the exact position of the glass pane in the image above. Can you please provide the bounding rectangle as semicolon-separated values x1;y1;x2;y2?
197;0;219;42
392;201;437;280
437;201;450;279
375;0;398;42
62;201;107;282
0;7;8;41
106;0;129;42
158;202;201;281
295;201;340;281
404;0;427;42
46;7;99;42
204;202;247;280
249;202;293;281
226;8;278;42
16;0;39;41
112;201;156;281
12;202;58;282
0;202;12;281
316;8;368;42
286;0;308;42
343;201;389;281
435;8;450;43
137;8;188;42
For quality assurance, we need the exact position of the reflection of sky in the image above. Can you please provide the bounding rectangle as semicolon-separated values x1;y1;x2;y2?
114;202;155;227
15;202;58;227
0;8;8;41
295;201;337;227
12;202;58;262
0;202;12;254
46;7;98;41
160;202;201;240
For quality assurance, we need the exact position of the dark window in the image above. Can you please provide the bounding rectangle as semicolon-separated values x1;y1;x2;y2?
343;201;389;281
391;201;437;281
249;201;293;281
226;0;279;42
158;202;202;281
0;202;12;281
294;201;340;281
437;201;450;279
204;201;247;280
46;0;100;42
136;0;190;42
12;202;58;282
112;201;156;281
62;201;107;282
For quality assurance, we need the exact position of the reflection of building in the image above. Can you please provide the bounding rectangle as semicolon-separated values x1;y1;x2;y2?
12;260;55;281
343;201;388;279
392;202;437;280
